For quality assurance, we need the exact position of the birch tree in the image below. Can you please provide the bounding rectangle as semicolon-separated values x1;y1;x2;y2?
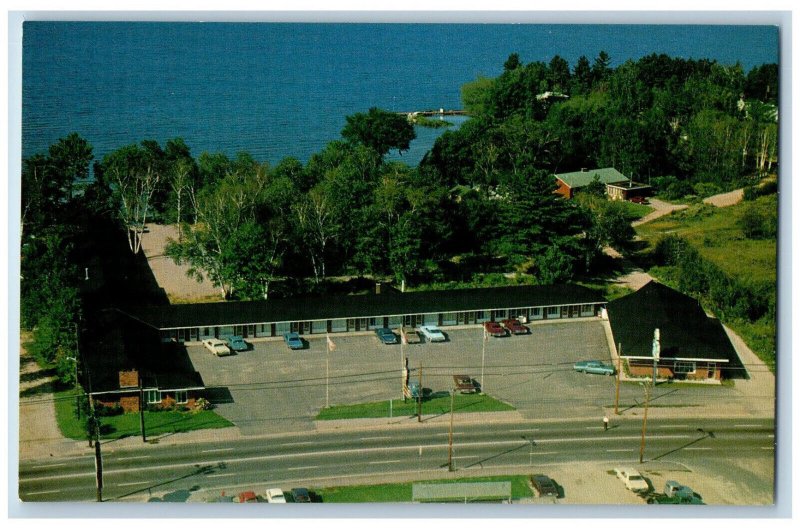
101;143;162;255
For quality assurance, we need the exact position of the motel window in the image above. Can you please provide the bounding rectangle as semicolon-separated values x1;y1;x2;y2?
547;306;560;317
175;390;188;404
532;308;541;316
674;362;696;374
145;390;161;404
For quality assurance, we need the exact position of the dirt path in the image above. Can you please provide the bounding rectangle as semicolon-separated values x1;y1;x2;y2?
18;339;73;460
703;188;744;207
631;198;689;227
140;224;221;303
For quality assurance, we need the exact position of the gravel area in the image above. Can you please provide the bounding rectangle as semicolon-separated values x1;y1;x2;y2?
631;198;689;227
140;224;221;302
703;188;744;208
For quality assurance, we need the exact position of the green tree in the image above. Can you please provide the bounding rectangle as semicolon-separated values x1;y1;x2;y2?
341;107;416;157
47;132;93;200
503;52;521;71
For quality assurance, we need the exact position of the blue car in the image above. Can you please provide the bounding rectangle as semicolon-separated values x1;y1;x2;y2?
222;335;248;352
573;360;616;376
284;332;304;350
374;327;398;345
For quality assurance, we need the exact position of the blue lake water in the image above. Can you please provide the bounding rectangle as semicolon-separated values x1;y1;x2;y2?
22;22;778;166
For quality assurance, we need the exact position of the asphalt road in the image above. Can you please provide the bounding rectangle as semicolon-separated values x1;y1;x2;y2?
19;417;774;503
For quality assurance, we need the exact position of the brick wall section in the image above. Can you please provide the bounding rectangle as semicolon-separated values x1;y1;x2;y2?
119;395;140;413
554;179;572;199
118;369;139;389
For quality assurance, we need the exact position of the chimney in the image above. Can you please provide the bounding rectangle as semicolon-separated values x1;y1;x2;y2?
375;282;382;295
119;369;139;389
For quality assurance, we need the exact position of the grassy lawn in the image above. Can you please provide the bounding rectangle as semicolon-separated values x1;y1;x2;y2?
54;388;234;440
618;201;654;221
634;197;776;287
316;393;515;421
318;475;533;503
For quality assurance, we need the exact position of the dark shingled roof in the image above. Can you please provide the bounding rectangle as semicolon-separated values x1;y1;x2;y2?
607;281;740;364
124;284;605;330
82;310;205;394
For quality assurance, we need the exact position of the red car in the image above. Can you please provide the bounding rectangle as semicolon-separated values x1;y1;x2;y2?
501;319;529;335
483;321;507;337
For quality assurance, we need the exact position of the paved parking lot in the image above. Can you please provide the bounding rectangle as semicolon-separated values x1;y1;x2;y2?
187;319;615;434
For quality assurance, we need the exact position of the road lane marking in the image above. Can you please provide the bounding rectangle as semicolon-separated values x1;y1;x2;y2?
207;473;239;478
656;425;686;429
201;448;236;453
761;446;775;450
360;436;392;441
684;448;712;451
531;451;559;456
31;463;67;469
288;466;319;471
508;429;540;433
116;455;152;461
606;449;632;452
117;481;151;487
734;424;760;428
280;442;315;447
25;490;61;495
368;460;404;464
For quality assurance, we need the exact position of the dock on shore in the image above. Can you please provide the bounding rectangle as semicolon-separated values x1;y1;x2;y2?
397;109;469;117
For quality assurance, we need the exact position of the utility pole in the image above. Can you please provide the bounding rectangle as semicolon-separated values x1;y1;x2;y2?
138;372;147;443
614;344;622;415
480;326;486;390
417;363;423;422
447;388;455;472
94;425;103;502
639;381;651;464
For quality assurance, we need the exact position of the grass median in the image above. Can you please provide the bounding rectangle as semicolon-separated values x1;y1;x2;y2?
316;392;515;421
318;475;533;502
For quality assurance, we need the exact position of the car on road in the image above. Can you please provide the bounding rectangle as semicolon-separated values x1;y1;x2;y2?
265;488;287;503
202;338;232;357
418;325;446;342
483;321;507;337
614;468;649;493
501;318;529;335
573;360;616;376
283;332;304;350
530;474;559;497
291;487;311;503
374;327;398;345
222;335;248;352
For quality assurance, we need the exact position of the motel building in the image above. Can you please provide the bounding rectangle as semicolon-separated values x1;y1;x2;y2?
124;284;607;344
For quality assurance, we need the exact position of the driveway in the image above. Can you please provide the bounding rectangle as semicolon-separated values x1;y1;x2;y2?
631;198;689;227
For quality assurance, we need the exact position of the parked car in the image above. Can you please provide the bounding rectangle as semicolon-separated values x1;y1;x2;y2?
291;487;311;503
614;468;649;493
501;318;529;335
483;321;507;337
202;338;231;357
283;332;304;350
233;491;258;503
265;488;287;503
222;335;248;352
453;375;480;394
418;325;446;342
647;481;704;504
530;474;559;497
374;327;398;345
573;360;616;376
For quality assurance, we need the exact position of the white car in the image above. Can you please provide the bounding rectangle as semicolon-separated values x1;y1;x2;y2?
418;325;446;342
202;338;231;357
265;488;287;503
614;467;649;493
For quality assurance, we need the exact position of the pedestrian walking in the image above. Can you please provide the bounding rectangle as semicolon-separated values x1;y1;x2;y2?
603;415;609;431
